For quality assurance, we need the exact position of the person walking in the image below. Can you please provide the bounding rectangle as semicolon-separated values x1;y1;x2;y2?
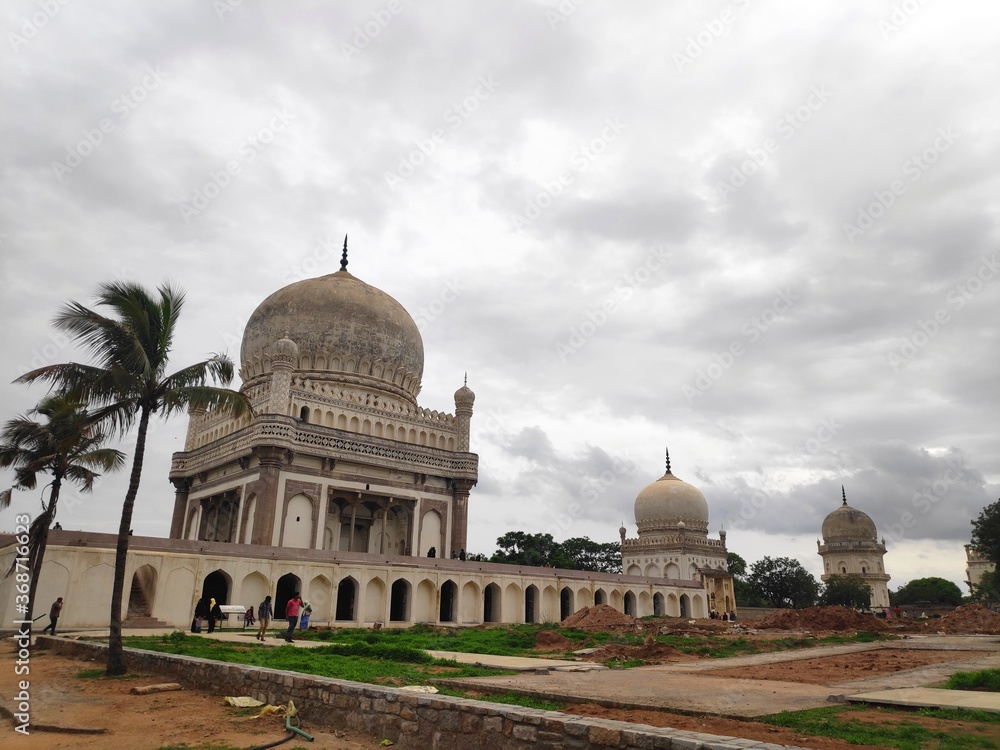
283;593;303;643
208;598;222;634
42;597;63;635
256;595;273;641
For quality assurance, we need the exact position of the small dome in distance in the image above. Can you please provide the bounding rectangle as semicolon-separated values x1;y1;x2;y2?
822;486;878;542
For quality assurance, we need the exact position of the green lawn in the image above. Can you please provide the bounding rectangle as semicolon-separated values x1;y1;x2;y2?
762;705;1000;750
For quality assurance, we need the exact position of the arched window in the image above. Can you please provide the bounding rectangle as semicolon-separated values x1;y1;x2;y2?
299;406;309;422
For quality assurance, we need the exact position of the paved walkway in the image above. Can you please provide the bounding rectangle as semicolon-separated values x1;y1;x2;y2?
443;636;1000;718
847;687;1000;713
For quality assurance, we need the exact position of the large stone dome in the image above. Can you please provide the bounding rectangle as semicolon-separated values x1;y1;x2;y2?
634;469;709;533
240;268;424;400
822;499;878;543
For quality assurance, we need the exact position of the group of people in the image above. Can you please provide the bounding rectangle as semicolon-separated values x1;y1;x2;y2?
426;547;467;560
192;597;224;633
710;609;737;621
192;593;311;642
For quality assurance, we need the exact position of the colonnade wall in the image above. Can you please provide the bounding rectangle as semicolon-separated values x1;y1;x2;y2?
0;532;707;630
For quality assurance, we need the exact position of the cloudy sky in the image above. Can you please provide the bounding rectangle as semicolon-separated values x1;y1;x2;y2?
2;1;998;593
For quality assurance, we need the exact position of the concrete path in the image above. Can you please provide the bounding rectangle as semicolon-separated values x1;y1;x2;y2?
444;636;1000;718
848;687;1000;713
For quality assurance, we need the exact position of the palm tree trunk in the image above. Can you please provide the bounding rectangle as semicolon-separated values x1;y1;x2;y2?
26;477;60;628
106;408;150;676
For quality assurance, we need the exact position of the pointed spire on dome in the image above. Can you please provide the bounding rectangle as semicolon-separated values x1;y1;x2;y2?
339;235;349;272
464;371;468;386
842;485;847;506
665;447;672;474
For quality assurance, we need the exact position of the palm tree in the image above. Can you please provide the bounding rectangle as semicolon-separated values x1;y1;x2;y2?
18;281;250;675
0;395;125;628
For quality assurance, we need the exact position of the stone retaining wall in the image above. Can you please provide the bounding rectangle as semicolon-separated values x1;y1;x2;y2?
40;637;803;750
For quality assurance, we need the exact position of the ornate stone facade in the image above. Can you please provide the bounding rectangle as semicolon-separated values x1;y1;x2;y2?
817;488;890;609
620;453;735;617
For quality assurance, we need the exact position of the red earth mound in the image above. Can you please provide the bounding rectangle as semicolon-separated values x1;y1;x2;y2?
562;604;638;630
755;605;889;632
534;629;576;649
928;603;1000;634
586;641;692;665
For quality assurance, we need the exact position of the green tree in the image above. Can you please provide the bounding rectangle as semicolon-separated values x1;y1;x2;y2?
19;282;250;675
971;499;1000;567
0;395;124;627
561;536;622;573
490;531;572;568
969;570;1000;604
727;551;767;607
892;577;964;606
748;556;820;609
819;574;873;609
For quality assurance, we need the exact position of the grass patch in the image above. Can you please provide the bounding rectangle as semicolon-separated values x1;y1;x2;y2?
124;632;513;686
946;669;1000;692
762;704;1000;749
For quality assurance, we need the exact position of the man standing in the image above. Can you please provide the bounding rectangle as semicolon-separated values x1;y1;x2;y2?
284;592;303;643
256;595;273;641
42;597;63;635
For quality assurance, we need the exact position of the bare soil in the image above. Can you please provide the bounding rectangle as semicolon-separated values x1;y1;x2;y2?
705;648;991;685
559;703;1000;750
0;642;384;749
560;603;638;630
755;605;890;632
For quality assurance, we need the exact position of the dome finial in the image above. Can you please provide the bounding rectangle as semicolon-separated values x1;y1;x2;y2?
665;446;671;474
841;485;847;506
464;371;468;386
340;235;349;271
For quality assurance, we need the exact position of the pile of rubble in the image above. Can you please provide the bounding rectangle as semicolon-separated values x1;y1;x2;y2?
926;603;1000;634
561;604;639;630
756;605;889;632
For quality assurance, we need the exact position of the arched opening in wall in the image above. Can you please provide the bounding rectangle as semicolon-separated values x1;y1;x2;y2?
241;572;269;612
418;509;442;557
594;589;606;606
282;493;314;549
644;563;660;577
390;579;410;622
653;592;665;616
275;573;301;617
679;594;690;618
626;564;642;576
484;583;501;623
324;411;334;427
414;579;436;622
335;577;357;622
350;416;360;432
624;591;636;617
201;569;231;606
440;580;457;623
725;595;731;612
299;406;309;422
691;593;705;618
312;408;322;424
638;591;652;617
560;587;574;621
524;585;538;623
841;566;847;574
667;592;679;616
609;589;623;611
665;562;680;578
308;575;332;622
862;566;867;574
364;578;386;622
127;565;157;618
460;581;480;623
503;583;520;624
337;414;347;430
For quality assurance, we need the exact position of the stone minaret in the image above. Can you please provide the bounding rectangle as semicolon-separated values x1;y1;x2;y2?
454;374;475;451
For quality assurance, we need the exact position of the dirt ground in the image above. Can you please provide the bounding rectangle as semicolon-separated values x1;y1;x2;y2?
559;703;1000;750
705;648;991;685
0;641;384;749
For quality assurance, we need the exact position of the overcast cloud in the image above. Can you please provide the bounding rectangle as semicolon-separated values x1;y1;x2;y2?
1;0;997;592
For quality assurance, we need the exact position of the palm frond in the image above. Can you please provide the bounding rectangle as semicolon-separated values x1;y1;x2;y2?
0;488;11;511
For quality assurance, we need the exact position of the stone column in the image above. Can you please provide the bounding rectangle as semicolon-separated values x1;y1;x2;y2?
169;477;192;539
450;480;475;554
249;446;285;546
